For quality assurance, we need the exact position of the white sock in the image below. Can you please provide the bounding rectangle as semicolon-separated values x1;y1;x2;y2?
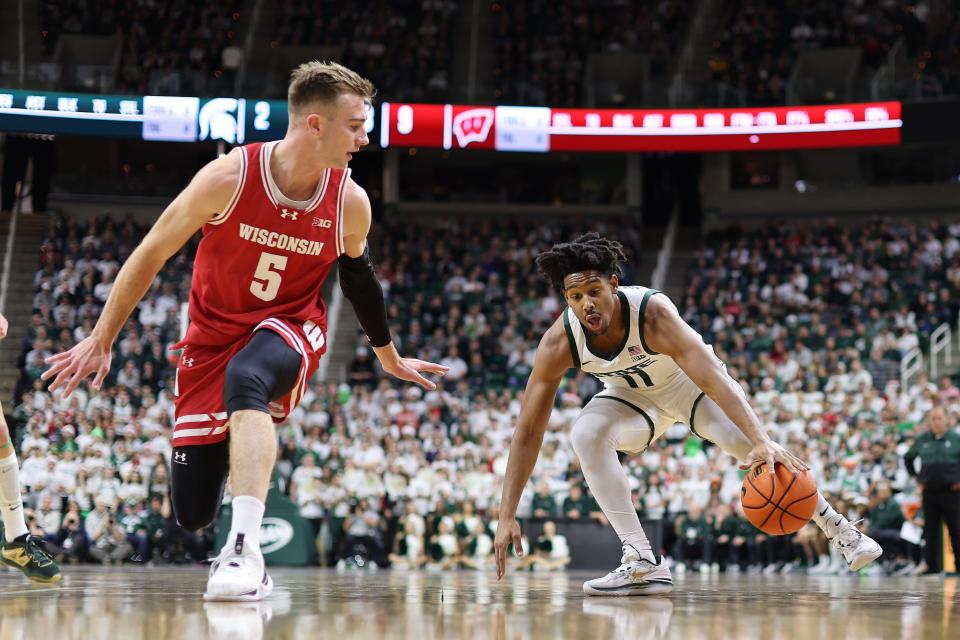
227;495;265;553
0;452;29;541
811;492;849;539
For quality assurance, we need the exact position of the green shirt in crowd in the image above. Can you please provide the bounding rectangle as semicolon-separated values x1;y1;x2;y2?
865;499;905;531
905;431;960;490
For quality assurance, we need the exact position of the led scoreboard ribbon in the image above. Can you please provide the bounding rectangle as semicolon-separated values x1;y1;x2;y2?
380;102;902;152
0;88;900;152
0;89;297;143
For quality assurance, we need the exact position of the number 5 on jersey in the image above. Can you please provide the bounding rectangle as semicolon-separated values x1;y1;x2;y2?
250;252;287;301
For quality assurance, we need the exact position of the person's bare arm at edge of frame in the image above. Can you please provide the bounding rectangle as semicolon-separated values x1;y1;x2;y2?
42;149;243;398
494;318;572;580
642;294;808;475
339;179;448;390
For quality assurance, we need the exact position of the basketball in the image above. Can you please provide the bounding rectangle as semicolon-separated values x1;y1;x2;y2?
740;463;818;535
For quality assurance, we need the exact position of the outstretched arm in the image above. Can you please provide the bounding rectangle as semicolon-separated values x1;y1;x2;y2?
339;180;447;389
644;295;807;474
494;321;572;579
42;150;241;397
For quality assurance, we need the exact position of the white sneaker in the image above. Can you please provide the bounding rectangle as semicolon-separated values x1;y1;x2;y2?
204;533;273;602
582;545;673;596
829;520;883;571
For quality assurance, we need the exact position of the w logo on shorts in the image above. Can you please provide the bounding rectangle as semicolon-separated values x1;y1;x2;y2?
303;321;325;351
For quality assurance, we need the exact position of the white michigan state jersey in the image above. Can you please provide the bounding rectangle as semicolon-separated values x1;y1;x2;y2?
563;286;685;391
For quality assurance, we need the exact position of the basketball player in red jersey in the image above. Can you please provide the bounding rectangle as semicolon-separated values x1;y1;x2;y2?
42;62;447;601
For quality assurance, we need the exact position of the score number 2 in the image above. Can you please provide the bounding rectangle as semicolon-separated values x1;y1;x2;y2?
250;252;287;301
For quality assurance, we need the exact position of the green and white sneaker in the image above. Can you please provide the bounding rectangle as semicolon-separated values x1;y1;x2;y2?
1;527;62;583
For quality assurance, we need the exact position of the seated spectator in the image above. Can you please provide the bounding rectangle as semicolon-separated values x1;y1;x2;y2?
673;505;714;573
32;493;62;548
426;519;460;570
340;499;386;568
531;481;558;519
388;519;426;570
56;501;89;563
290;453;324;543
530;521;571;571
862;481;909;573
119;499;149;563
88;510;133;565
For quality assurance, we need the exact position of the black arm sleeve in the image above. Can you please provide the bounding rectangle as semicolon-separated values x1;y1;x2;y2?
337;247;392;348
904;448;918;478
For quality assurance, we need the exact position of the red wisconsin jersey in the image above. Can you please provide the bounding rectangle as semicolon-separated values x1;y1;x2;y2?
180;141;348;349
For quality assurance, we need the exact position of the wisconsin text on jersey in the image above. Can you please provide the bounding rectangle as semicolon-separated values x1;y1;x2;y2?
238;223;325;255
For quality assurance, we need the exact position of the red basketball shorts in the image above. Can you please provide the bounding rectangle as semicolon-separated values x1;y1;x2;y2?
172;317;325;447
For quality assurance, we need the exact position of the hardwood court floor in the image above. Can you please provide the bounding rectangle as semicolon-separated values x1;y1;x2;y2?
0;567;957;639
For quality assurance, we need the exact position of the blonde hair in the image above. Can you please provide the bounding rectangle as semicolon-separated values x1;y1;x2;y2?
288;61;376;116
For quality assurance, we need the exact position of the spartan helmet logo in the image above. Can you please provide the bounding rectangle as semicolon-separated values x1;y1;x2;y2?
198;98;246;144
280;208;301;221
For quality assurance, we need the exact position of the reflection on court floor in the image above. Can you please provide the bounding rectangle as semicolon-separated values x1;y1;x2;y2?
0;567;956;639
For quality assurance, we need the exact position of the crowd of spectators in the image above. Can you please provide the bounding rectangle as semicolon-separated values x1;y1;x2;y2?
705;0;953;105
271;0;459;102
6;211;960;577
492;0;692;106
40;0;245;96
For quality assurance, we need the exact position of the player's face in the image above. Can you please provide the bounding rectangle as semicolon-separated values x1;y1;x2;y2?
562;271;619;337
313;93;370;168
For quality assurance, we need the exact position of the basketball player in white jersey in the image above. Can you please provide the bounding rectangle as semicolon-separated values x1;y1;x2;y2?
494;233;881;594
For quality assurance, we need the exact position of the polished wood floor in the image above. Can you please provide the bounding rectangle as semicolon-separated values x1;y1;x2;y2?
0;567;957;639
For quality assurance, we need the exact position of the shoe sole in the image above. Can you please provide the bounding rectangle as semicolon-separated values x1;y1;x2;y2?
583;581;674;596
204;575;274;602
848;545;883;572
1;557;62;583
27;573;62;584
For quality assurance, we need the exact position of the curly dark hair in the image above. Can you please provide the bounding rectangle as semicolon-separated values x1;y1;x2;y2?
535;232;628;290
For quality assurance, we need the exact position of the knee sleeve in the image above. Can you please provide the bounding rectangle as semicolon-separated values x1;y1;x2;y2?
171;440;229;531
224;329;303;415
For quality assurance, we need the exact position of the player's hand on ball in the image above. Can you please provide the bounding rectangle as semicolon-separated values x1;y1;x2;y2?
381;357;448;390
739;439;808;475
494;517;523;580
42;335;113;398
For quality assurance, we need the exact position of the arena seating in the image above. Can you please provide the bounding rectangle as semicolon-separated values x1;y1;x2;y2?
492;0;693;106
270;0;460;102
705;0;957;105
40;0;246;96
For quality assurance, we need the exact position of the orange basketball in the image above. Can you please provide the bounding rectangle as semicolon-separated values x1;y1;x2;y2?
740;462;818;535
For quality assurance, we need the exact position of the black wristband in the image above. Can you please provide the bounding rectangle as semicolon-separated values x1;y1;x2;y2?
338;247;392;348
